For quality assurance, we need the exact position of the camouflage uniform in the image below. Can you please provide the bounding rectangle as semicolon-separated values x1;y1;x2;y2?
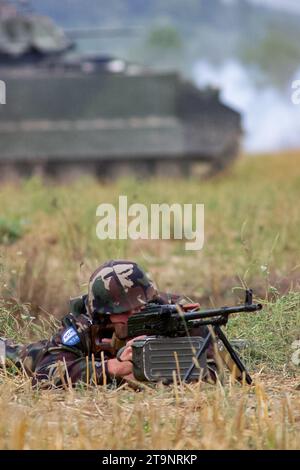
0;260;187;388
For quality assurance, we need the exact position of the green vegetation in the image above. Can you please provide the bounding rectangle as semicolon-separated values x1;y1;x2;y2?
240;29;300;87
0;152;299;316
0;217;26;245
228;291;300;372
146;25;182;52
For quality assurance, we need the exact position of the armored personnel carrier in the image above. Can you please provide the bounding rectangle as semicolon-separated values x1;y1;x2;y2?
0;3;242;178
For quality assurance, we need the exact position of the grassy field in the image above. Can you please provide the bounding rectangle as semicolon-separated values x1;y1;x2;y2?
0;151;299;449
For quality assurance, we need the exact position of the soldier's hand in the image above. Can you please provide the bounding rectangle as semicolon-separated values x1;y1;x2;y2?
107;357;132;378
107;336;145;379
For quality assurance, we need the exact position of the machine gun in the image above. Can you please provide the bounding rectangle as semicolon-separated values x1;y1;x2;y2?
127;289;262;385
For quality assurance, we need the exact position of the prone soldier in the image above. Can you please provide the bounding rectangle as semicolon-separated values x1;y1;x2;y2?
0;259;219;388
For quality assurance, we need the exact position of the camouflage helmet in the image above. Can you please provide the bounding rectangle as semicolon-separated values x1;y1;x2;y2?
87;260;157;315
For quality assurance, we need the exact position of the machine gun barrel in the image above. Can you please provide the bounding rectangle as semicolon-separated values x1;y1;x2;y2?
181;301;262;322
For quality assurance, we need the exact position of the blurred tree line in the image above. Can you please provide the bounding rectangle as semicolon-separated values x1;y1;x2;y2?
29;0;300;88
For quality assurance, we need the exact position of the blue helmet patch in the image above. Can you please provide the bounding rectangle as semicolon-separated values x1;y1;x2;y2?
62;327;80;346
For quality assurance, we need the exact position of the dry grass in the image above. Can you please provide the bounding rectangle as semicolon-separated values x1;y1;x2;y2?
0;372;299;450
0;151;300;449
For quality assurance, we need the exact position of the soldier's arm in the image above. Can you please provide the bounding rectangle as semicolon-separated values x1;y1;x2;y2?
30;308;137;387
31;329;134;388
32;347;136;388
32;349;113;388
29;319;115;388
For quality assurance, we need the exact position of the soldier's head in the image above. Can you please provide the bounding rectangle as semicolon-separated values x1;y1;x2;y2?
87;260;157;325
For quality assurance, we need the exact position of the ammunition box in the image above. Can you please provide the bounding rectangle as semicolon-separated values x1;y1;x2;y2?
132;336;207;383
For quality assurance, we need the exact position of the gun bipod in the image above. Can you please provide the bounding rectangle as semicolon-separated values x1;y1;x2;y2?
183;325;252;385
